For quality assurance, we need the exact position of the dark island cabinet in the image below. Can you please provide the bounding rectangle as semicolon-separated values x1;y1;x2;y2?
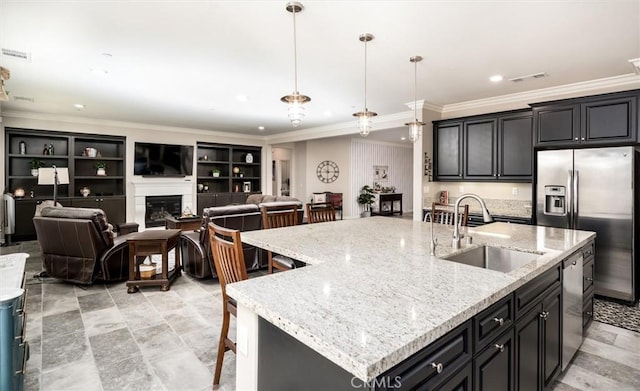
514;268;562;391
473;329;515;391
434;110;532;182
533;90;638;148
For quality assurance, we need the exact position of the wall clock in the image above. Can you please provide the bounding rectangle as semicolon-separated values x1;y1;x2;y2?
316;160;339;183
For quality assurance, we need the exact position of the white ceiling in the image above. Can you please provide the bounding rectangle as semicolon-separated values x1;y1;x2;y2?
1;1;639;141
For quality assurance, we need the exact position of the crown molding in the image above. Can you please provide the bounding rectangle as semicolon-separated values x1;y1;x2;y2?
405;99;443;113
441;73;640;113
265;110;415;144
2;110;265;142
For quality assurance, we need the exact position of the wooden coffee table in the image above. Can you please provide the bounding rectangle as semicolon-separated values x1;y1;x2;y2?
165;215;201;232
126;229;181;293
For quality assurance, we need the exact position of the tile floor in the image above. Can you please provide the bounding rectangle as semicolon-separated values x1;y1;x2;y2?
3;239;640;391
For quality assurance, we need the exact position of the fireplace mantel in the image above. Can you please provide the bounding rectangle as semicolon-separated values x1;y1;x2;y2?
132;179;194;230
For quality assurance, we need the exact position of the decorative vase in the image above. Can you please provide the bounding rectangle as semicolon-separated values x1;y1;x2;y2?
212;171;220;177
97;168;106;176
245;153;253;163
80;187;91;197
31;169;39;177
198;183;204;192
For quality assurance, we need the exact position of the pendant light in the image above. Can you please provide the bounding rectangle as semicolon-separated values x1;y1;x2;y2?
353;33;377;137
281;1;310;127
405;56;426;143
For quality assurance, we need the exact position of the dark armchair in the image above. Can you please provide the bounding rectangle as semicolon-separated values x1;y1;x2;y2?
33;206;139;284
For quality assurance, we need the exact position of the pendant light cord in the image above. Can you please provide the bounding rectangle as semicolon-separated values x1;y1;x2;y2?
364;38;368;111
414;59;418;120
292;8;298;94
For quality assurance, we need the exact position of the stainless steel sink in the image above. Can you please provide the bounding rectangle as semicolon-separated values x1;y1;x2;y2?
442;246;541;273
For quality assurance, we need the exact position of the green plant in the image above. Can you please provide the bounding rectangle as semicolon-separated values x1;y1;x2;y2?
212;168;221;174
95;161;107;169
357;185;375;212
29;159;44;169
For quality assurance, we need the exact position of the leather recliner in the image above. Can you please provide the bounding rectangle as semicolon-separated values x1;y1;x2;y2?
33;206;139;284
181;200;304;279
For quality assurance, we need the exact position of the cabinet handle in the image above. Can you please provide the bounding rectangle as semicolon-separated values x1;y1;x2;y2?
574;137;579;141
585;277;593;282
581;137;585;141
586;311;593;316
494;344;505;353
431;362;444;374
493;317;505;326
539;311;549;320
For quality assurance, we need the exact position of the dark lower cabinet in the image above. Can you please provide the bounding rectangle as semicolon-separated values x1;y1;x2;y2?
515;285;562;391
71;196;126;226
433;362;472;391
473;329;515;391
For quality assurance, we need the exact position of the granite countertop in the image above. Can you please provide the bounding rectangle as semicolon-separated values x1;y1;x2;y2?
0;253;28;302
227;218;595;382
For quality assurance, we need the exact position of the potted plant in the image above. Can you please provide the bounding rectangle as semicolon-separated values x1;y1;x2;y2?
29;159;43;176
95;161;107;176
212;168;221;177
357;185;376;217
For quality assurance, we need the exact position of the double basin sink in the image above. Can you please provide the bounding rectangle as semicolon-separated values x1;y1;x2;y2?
442;245;541;273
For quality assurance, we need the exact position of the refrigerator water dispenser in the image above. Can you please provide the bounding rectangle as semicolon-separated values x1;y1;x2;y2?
544;186;566;215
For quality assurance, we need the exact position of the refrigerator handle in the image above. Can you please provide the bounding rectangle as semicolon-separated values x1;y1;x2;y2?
567;170;573;228
574;170;579;227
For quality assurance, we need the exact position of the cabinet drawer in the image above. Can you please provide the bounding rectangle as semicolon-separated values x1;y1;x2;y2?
377;321;471;390
583;291;594;329
582;241;595;261
583;258;594;293
515;265;561;319
474;294;514;351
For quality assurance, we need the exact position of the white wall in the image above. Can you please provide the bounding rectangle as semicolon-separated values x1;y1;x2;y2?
351;139;413;217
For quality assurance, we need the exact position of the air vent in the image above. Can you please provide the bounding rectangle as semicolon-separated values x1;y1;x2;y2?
509;72;548;83
14;96;34;102
2;48;31;61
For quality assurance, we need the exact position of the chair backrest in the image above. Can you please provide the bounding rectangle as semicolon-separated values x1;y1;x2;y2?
261;204;299;229
428;202;469;226
306;203;336;224
208;223;248;297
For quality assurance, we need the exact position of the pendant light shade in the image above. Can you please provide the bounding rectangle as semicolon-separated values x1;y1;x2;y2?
405;56;426;143
281;2;310;127
353;33;377;137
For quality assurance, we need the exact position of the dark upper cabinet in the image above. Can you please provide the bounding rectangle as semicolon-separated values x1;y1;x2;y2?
434;122;463;180
533;90;638;148
498;113;533;180
434;110;532;182
463;118;497;179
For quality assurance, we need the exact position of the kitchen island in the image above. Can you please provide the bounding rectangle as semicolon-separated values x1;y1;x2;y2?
227;217;595;390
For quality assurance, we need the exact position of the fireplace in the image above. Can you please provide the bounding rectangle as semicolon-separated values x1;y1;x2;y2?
145;195;182;228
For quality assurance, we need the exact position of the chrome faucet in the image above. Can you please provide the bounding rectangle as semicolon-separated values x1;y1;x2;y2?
452;193;493;249
430;217;438;256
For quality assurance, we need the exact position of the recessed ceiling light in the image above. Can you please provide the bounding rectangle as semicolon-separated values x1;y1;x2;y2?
323;110;333;117
258;126;265;131
489;75;503;82
90;68;108;76
401;137;406;141
73;103;85;109
236;94;248;102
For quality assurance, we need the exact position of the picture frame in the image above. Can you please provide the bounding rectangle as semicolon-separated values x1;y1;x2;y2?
243;181;251;193
374;165;388;182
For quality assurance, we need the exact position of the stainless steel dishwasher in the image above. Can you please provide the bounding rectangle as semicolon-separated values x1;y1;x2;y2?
562;251;584;370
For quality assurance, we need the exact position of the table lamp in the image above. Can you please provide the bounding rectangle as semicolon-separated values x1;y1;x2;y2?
38;166;69;205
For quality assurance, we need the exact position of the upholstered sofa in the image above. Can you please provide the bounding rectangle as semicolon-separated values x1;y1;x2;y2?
181;196;303;279
33;206;140;284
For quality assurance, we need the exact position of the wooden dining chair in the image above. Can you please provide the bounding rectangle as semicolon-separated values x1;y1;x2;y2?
428;202;469;226
207;222;248;388
306;202;336;224
260;204;300;273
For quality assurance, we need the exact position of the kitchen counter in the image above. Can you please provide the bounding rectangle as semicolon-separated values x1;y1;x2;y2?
227;218;595;387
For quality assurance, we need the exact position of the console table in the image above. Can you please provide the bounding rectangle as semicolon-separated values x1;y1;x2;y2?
372;193;402;216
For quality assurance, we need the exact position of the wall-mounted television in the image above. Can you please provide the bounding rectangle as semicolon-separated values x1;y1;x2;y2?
134;142;194;176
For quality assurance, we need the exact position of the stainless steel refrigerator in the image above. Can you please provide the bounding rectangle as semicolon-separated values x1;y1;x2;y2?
536;146;638;303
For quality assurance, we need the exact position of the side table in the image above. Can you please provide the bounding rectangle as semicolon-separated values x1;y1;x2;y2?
165;215;201;232
126;229;181;293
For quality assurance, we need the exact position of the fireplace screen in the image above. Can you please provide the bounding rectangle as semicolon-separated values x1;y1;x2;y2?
145;195;181;228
